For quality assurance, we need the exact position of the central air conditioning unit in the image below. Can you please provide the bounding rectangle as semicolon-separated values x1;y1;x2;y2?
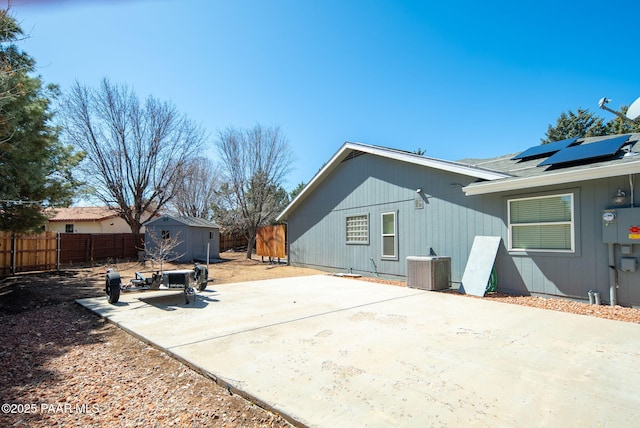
406;256;451;291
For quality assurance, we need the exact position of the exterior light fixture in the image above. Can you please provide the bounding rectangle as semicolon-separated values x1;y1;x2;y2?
612;188;627;206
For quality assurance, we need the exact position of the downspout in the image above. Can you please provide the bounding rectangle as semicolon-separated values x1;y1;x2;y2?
608;243;617;307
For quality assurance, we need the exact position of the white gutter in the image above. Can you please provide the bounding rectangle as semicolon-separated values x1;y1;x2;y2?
463;160;640;195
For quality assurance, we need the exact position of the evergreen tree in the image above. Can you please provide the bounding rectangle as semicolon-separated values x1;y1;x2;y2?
541;108;607;144
289;182;306;200
0;9;81;232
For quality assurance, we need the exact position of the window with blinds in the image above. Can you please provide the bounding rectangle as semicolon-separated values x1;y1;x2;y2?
508;193;574;252
346;214;369;244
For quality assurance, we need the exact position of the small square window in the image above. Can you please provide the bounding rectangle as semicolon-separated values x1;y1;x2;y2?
161;230;170;240
346;214;369;245
65;224;74;233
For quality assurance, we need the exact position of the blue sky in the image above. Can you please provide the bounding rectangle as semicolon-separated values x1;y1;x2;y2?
12;0;640;191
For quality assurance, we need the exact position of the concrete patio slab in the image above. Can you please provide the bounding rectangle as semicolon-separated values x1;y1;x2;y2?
77;274;640;427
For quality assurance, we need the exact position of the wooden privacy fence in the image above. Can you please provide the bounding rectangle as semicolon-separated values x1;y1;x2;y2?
0;231;58;275
1;229;279;275
219;233;249;252
0;232;143;275
256;224;286;259
59;233;143;264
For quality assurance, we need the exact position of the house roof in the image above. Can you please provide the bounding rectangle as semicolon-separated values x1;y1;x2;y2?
461;133;640;195
46;206;119;222
278;134;640;221
145;214;219;229
277;142;510;221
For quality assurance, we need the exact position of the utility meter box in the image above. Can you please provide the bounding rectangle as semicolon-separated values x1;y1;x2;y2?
602;207;640;244
621;257;637;272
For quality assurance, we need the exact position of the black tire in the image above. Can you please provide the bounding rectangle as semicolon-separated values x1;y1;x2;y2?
194;264;208;291
106;271;121;304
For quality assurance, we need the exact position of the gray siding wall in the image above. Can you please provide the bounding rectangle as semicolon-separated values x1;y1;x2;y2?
185;226;220;261
496;175;640;307
287;153;502;281
287;153;640;307
145;218;189;262
145;218;220;262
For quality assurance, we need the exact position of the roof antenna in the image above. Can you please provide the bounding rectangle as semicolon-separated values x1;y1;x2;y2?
598;96;640;157
598;96;640;123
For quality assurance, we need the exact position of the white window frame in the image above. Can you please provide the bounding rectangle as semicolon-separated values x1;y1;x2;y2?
346;213;369;245
381;211;398;260
508;193;575;253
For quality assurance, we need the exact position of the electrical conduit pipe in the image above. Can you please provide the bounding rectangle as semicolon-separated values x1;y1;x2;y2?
608;243;617;307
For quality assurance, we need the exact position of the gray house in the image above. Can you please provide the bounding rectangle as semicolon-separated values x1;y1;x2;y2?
277;135;640;307
145;215;220;262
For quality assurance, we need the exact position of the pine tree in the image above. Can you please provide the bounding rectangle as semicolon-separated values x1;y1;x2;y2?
0;9;81;232
541;108;607;144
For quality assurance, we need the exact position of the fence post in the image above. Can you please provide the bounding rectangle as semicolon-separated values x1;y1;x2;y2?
56;232;61;272
89;234;94;265
10;233;16;275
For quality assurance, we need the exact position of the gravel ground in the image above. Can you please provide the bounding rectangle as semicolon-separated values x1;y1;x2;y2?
472;292;640;323
1;255;639;427
355;276;640;324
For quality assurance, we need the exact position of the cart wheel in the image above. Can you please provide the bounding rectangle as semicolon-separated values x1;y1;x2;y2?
194;264;208;291
184;286;196;304
106;271;121;304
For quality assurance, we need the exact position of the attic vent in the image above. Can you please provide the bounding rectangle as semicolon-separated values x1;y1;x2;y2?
342;150;365;163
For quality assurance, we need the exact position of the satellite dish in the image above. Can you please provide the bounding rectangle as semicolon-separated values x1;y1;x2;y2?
598;97;611;108
626;96;640;121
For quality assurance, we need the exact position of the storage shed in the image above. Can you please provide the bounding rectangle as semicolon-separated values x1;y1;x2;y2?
144;215;220;263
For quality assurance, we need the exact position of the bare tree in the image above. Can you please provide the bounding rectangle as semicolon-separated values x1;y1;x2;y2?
169;157;221;219
60;79;206;233
145;229;186;272
216;124;292;258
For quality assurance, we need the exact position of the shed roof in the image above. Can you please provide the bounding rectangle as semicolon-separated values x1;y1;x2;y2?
145;214;219;229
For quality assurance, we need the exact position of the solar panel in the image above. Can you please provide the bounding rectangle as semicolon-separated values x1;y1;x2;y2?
538;135;630;167
511;137;580;160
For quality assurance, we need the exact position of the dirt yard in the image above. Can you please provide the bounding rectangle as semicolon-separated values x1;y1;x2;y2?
0;252;320;428
1;252;639;427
